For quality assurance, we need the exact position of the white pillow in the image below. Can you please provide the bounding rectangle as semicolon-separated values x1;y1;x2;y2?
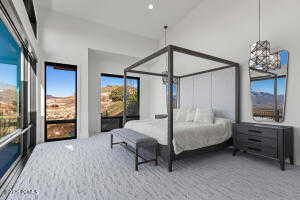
185;108;196;122
194;108;214;124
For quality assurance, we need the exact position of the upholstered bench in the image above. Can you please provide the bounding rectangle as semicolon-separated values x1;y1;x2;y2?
109;128;158;171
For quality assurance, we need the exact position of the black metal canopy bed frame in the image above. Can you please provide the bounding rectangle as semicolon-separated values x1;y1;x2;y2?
123;45;240;172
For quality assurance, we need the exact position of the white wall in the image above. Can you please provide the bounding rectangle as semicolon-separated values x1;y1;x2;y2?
88;50;151;135
162;0;300;164
37;8;158;142
148;76;167;116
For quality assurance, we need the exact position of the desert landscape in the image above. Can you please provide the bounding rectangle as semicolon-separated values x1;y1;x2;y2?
251;91;284;120
46;95;76;139
0;82;20;139
46;123;75;140
101;85;138;117
46;95;75;120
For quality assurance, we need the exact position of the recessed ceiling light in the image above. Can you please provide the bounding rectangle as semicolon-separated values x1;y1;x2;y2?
148;4;154;10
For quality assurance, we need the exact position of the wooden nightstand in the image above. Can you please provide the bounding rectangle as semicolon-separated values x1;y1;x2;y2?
233;122;294;171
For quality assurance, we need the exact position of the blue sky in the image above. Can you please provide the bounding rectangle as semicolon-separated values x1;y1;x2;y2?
251;78;286;95
46;66;76;97
0;19;21;89
0;64;19;87
101;76;138;88
280;50;288;65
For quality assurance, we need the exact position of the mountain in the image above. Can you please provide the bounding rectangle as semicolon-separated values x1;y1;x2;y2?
46;95;56;99
46;96;75;120
100;85;138;117
0;89;16;103
251;91;284;109
0;82;15;90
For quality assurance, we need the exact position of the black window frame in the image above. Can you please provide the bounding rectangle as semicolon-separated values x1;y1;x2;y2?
22;0;37;37
44;62;77;142
100;73;140;132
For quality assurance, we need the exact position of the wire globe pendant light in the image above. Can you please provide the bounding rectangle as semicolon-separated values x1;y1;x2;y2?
249;0;280;71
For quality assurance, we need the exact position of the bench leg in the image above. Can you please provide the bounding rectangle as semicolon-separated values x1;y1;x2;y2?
135;146;139;171
110;134;113;149
232;148;239;156
289;155;294;165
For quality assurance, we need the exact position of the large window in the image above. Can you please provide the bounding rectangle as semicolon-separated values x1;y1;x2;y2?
0;3;37;191
45;63;77;141
101;74;139;131
0;18;21;181
23;0;37;37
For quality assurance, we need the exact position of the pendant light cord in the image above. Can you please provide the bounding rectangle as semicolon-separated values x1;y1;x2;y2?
259;0;261;41
164;25;168;72
164;26;167;47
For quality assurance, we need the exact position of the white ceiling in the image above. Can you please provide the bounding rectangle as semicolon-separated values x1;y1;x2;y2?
39;0;201;39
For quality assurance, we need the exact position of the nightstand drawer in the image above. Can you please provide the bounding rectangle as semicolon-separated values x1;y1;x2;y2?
236;133;277;148
236;124;277;139
236;143;277;158
233;123;294;170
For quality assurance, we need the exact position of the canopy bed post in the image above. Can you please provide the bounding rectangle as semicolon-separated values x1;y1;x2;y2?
235;64;241;123
123;71;127;126
167;46;174;172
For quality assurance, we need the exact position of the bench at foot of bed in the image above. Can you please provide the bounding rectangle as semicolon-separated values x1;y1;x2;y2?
109;128;159;171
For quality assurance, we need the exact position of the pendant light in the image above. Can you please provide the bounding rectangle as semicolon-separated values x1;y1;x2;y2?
249;0;280;71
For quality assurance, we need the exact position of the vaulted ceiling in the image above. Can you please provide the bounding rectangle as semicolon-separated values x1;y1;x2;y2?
39;0;201;39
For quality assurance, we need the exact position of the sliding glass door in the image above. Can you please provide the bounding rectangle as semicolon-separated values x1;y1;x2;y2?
45;63;77;141
100;73;140;132
0;2;37;191
0;18;22;181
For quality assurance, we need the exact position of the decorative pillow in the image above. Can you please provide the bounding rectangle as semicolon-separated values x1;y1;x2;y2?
194;108;214;124
185;108;196;122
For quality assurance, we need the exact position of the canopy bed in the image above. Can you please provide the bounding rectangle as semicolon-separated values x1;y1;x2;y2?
123;45;240;172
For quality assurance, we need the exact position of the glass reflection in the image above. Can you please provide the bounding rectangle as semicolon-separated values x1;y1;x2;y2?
249;50;289;122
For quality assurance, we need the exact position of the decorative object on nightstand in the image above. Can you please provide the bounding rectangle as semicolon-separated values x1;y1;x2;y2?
233;122;294;171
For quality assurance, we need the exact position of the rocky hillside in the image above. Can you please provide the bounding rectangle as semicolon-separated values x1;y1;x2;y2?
251;91;284;109
46;96;75;120
101;86;138;117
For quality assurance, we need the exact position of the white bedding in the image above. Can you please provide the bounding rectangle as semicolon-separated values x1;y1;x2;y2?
124;118;232;154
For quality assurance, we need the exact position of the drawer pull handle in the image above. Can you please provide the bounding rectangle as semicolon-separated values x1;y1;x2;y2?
248;138;262;143
248;129;261;134
248;147;262;152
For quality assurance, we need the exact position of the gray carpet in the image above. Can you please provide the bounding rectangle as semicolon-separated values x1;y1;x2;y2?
8;134;300;200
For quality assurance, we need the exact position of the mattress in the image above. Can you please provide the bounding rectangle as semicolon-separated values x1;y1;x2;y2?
124;118;232;155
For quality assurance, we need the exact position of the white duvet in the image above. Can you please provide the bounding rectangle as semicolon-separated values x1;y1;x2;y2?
124;118;232;154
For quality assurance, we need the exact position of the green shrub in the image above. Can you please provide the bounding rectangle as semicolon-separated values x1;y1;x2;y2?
109;87;124;102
